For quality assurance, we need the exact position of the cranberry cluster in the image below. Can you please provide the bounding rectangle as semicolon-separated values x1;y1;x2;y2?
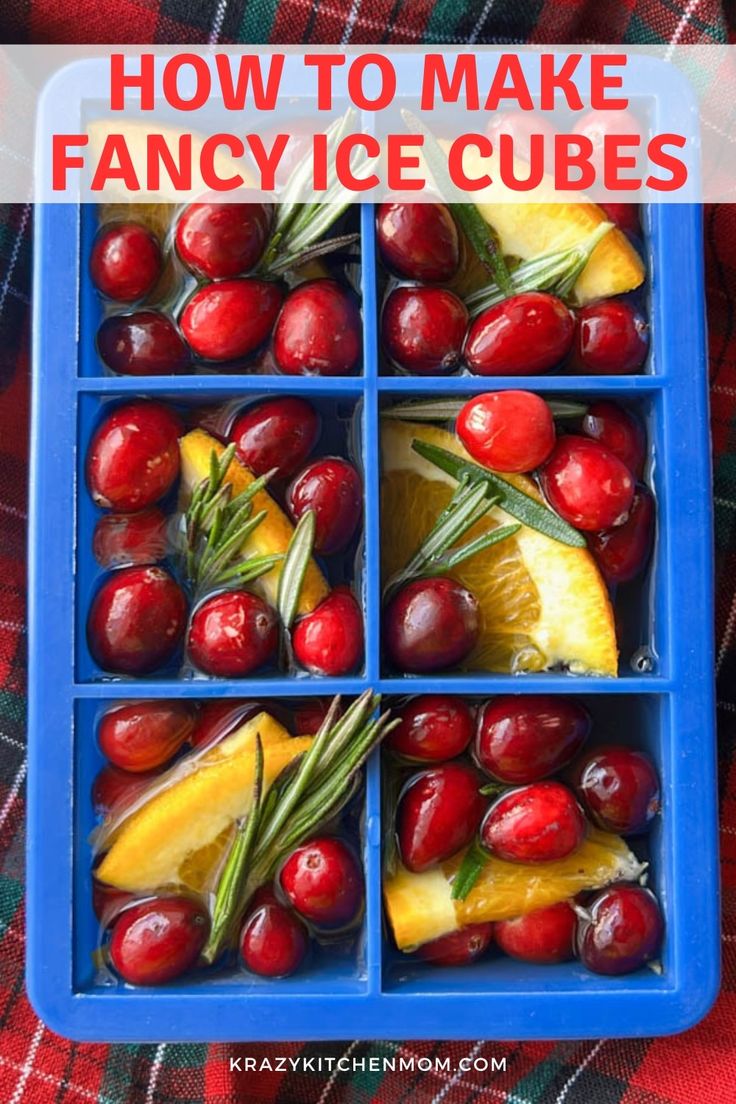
93;700;364;984
377;203;648;377
90;203;362;376
85;396;364;679
388;694;663;975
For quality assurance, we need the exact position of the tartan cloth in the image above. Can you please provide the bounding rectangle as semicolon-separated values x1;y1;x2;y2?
0;2;735;1102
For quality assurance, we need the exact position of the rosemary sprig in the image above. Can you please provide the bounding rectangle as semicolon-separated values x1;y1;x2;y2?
464;222;613;316
184;445;281;593
381;398;589;423
277;509;317;631
202;692;399;964
401;108;513;296
384;476;520;601
451;839;490;901
411;438;586;548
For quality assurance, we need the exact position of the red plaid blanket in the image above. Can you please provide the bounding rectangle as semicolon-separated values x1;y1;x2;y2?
0;2;734;1101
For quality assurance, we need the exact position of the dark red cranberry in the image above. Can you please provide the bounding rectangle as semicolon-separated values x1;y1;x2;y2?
280;837;363;929
90;222;161;302
92;764;160;818
573;746;660;835
96;310;190;376
486;112;559;172
495;901;577;964
292;698;337;736
229;397;320;479
464;292;574;376
582;401;646;477
376;202;460;282
417;923;494;966
457;390;555;472
588;485;655;585
86;401;182;512
287;457;362;554
577;885;664;975
180;279;282;362
109;896;210;985
92;881;136;928
190;700;262;749
388;695;475;762
93;507;169;569
481;781;586;864
597;203;641;236
273;280;361;376
187;590;278;678
571;299;649;375
540;436;635;531
475;696;591;784
175;201;271;279
383;578;479;674
397;762;486;873
572;110;644;172
382;287;468;375
88;566;187;675
291;587;364;676
98;701;194;773
240;899;308;977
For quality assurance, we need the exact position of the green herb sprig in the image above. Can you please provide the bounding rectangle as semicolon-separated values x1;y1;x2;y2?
184;445;282;594
381;397;589;423
202;692;399;965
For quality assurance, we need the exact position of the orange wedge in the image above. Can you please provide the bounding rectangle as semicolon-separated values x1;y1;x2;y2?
385;828;644;951
95;711;312;894
381;420;617;675
179;428;329;616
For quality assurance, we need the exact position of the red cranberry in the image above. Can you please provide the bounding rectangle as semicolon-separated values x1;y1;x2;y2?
291;587;364;676
481;781;586;864
571;299;649;375
597;203;641;236
573;110;643;175
187;590;278;678
457;390;556;472
273;280;361;376
93;507;168;569
292;698;337;735
88;566;187;675
397;762;486;873
417;923;494;966
582;401;646;477
109;896;210;985
86;401;182;512
388;695;475;762
577;885;664;976
90;222;161;302
93;881;136;928
240;899;308;977
587;484;654;585
384;578;479;674
280;837;363;929
464;292;574;376
382;287;468;375
180;279;282;362
92;764;160;818
540;436;635;531
230;397;320;479
96;311;190;376
190;700;262;749
376;202;460;282
287;457;362;555
495;901;577;964
475;696;591;785
486;112;559;172
175;200;271;279
98;701;194;773
573;746;660;835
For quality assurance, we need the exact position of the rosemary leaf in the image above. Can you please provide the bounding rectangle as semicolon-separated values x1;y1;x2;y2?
411;438;586;548
450;839;489;902
278;509;317;631
441;522;521;570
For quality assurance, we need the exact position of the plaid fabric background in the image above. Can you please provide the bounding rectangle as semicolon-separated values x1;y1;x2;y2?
0;2;734;1101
